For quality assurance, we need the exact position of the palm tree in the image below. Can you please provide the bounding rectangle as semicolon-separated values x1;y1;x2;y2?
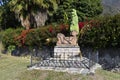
9;0;58;29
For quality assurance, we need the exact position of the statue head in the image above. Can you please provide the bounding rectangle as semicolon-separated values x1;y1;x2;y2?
71;9;77;17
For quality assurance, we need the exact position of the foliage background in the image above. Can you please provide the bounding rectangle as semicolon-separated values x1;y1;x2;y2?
1;0;120;50
1;14;120;50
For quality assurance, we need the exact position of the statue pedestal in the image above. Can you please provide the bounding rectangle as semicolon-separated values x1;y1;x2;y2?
54;45;81;60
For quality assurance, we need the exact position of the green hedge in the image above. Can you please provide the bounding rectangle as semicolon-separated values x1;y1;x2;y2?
2;28;23;48
2;14;120;50
79;14;120;49
2;24;69;49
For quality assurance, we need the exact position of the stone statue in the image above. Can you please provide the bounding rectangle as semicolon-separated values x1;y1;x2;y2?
57;30;78;46
55;9;82;59
56;9;79;46
70;9;79;33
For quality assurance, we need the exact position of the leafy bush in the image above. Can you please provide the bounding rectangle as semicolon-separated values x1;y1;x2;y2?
2;28;23;48
23;24;69;48
2;24;69;49
79;14;120;49
7;45;16;53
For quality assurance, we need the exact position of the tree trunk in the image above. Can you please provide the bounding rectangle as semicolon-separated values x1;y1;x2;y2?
20;10;48;29
20;16;30;30
33;10;48;28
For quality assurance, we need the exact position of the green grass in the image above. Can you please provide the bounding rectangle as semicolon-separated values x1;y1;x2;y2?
96;70;120;80
0;53;120;80
0;54;29;80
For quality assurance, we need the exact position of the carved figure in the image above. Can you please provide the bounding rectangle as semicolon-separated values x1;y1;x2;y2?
56;9;79;46
57;31;78;46
70;9;79;33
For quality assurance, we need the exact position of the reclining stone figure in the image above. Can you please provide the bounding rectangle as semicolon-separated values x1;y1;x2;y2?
56;30;78;46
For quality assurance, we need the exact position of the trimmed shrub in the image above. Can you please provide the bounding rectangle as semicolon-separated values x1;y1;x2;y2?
2;24;69;49
79;14;120;49
2;28;23;48
24;24;69;48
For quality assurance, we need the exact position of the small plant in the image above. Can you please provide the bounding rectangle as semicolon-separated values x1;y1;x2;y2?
7;45;15;53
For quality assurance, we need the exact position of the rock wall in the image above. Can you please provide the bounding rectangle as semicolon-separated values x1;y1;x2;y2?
99;48;120;72
3;46;120;72
81;48;120;73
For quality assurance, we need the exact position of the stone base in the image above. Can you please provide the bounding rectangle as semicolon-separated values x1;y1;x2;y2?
28;57;99;75
54;45;81;59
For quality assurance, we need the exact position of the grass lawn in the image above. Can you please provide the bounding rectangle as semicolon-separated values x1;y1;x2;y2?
0;53;120;80
0;54;29;80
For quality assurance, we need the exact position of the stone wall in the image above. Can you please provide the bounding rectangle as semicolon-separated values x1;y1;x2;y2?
99;48;120;72
81;48;120;72
11;46;53;58
3;46;120;72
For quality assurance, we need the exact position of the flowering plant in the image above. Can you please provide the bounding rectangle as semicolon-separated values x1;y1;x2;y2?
79;22;85;29
14;29;34;47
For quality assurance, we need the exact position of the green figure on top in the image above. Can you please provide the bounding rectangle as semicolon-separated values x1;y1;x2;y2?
70;9;79;34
